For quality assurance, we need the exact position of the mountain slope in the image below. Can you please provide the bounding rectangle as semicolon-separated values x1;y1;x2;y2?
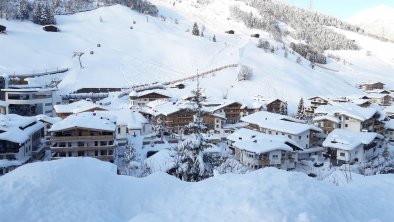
348;4;394;41
0;158;393;222
0;1;394;111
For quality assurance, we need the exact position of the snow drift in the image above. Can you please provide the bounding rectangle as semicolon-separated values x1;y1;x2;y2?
0;158;393;222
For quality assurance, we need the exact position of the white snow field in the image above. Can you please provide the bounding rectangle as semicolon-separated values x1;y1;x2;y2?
348;4;394;41
0;158;393;222
1;1;394;111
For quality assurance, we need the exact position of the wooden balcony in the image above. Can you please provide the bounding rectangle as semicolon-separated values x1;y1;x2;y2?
50;135;114;142
52;155;114;162
50;145;114;152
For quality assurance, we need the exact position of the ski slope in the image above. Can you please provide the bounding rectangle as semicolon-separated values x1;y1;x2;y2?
0;1;393;110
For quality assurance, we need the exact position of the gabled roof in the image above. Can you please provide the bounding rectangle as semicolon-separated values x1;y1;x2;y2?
323;129;383;151
315;103;378;121
384;105;394;114
49;112;116;132
365;93;392;99
313;115;340;124
241;111;321;135
228;128;302;154
54;100;107;114
144;100;194;117
365;89;391;94
202;100;241;112
360;81;385;86
135;89;171;98
308;96;330;101
241;111;304;124
0;114;44;144
385;119;394;130
94;109;148;129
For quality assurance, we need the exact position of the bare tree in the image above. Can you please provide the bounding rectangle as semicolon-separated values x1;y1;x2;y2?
237;65;253;81
72;52;85;69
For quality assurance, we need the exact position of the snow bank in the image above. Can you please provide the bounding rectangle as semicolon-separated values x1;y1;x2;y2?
0;158;393;222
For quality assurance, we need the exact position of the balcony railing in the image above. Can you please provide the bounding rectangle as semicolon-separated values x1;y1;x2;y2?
50;135;114;142
50;145;114;152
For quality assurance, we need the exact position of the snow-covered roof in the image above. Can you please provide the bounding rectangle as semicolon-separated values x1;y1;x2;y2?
227;128;302;150
308;96;330;101
202;99;240;112
385;119;394;130
0;114;44;144
241;111;303;124
228;128;301;154
241;111;320;135
351;98;371;106
135;89;171;98
94;109;148;129
313;115;340;124
384;105;394;114
54;100;107;114
365;93;392;99
365;89;391;94
35;115;62;125
144;100;193;116
144;148;175;173
49;112;116;132
323;129;383;151
315;103;378;121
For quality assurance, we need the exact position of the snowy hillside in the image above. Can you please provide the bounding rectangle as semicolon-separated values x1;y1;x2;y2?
348;5;394;41
0;158;393;222
1;0;394;111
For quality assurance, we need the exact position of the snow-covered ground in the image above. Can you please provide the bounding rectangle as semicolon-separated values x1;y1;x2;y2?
348;4;394;41
0;158;393;222
1;1;394;112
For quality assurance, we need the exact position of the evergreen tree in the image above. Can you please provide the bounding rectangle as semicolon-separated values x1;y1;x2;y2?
170;75;210;182
16;0;30;21
382;146;391;161
212;35;216;42
296;98;305;120
154;116;164;142
192;22;199;36
280;101;288;115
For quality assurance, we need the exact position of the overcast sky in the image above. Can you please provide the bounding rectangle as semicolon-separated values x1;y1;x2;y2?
286;0;394;19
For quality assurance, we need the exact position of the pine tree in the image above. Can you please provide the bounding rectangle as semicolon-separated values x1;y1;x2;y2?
280;101;288;115
154;116;164;142
192;22;199;36
170;74;210;182
16;0;30;21
212;35;216;42
296;98;305;120
382;146;391;161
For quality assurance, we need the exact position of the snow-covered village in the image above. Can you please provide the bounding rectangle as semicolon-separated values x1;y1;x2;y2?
1;0;394;221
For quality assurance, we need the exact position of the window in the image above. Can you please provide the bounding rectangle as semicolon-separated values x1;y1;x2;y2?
299;136;301;139
345;117;349;120
276;132;278;135
272;155;278;159
45;103;52;106
268;131;272;134
118;127;121;134
345;124;348;127
340;152;345;157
